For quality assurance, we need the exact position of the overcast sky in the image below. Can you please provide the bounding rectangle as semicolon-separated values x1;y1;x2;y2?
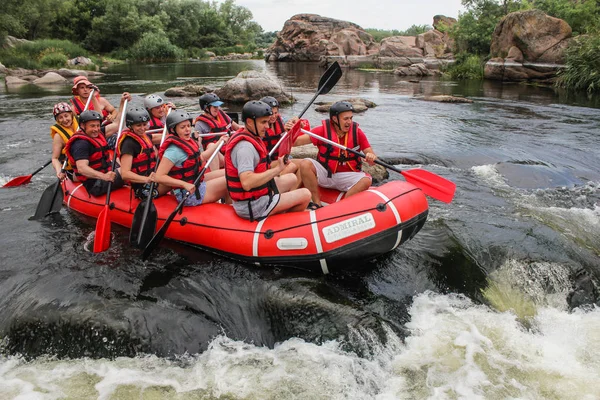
218;0;466;32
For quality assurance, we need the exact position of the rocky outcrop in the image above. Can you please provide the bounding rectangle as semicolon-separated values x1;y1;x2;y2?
5;76;29;86
416;95;473;103
314;98;376;113
394;63;442;77
265;14;379;62
2;36;32;49
484;10;572;81
164;85;214;97
33;72;67;85
0;62;7;75
215;70;292;104
379;36;423;58
68;56;93;66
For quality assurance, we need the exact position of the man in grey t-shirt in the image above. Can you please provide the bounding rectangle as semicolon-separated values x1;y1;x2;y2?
225;101;311;221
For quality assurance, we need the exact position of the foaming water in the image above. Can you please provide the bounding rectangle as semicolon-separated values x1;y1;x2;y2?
1;292;599;400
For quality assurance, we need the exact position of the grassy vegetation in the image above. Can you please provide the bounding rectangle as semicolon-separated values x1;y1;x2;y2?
0;39;95;70
556;33;600;93
444;53;485;80
365;25;432;42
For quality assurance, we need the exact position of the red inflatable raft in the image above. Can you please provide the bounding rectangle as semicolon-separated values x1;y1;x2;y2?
63;179;428;273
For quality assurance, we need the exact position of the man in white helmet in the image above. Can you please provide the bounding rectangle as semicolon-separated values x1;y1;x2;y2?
144;94;175;131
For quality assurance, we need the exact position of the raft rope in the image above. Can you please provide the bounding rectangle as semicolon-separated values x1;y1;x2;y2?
67;186;420;238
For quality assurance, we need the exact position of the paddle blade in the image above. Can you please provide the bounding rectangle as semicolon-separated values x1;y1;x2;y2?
3;175;32;187
400;169;456;203
31;180;63;219
318;61;342;95
130;200;158;249
277;120;304;157
141;227;166;261
93;205;111;253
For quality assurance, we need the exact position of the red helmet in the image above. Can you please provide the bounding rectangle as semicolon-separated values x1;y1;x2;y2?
53;102;73;119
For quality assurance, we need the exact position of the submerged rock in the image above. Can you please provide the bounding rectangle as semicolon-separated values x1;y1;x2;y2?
314;98;376;113
164;85;214;97
417;95;474;104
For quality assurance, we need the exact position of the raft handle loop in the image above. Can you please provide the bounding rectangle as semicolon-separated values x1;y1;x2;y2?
264;229;274;239
179;217;188;226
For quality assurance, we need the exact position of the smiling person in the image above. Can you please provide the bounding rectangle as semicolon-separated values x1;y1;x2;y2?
224;101;310;221
64;110;124;196
155;111;229;207
50;102;79;180
70;76;116;122
116;107;169;199
294;101;377;209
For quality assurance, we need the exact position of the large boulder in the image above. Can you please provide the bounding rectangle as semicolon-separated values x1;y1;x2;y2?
379;36;423;58
5;76;29;86
215;70;292;104
67;56;93;66
3;36;32;49
33;72;67;85
265;14;379;62
485;10;572;81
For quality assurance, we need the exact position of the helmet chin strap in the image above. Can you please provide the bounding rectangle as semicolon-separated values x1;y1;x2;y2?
332;115;342;132
247;117;259;136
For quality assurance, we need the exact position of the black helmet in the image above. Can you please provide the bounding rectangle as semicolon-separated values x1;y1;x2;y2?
126;107;150;128
242;101;272;122
79;110;103;125
199;93;223;111
166;111;192;133
260;96;279;109
329;101;354;119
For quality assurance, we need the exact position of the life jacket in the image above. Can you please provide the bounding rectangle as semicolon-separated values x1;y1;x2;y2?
50;120;79;171
70;95;109;120
263;115;286;159
316;119;361;177
225;130;277;221
194;109;232;147
116;129;157;178
148;114;164;131
158;135;202;184
64;131;112;182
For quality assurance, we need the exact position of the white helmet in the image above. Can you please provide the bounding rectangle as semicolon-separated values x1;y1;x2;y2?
144;94;164;110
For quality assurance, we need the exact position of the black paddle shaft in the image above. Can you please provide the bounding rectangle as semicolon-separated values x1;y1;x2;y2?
31;160;53;177
297;62;342;118
142;140;225;260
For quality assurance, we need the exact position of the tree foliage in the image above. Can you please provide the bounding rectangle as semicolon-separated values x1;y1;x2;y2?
0;0;267;57
365;25;432;42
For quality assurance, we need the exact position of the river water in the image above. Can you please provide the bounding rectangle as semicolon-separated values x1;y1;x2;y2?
1;60;599;399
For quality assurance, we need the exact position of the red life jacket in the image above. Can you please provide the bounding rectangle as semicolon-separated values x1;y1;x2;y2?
158;135;202;184
225;129;276;204
64;131;112;182
194;109;232;147
148;115;164;131
70;96;109;119
116;129;157;177
316;119;361;177
263;115;286;159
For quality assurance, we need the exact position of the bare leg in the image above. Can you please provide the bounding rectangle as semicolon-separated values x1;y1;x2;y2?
274;173;297;193
202;176;228;204
290;159;303;189
344;176;372;199
201;143;221;172
299;159;321;205
204;169;225;181
270;188;311;215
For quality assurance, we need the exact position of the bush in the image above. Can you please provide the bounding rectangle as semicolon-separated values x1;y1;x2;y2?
556;33;600;93
446;53;485;80
205;44;255;56
39;51;68;68
129;32;184;62
365;25;432;42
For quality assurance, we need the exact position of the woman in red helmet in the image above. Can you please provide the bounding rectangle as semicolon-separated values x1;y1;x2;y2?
50;102;79;180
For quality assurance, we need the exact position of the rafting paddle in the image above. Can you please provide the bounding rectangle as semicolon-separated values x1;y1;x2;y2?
129;109;173;248
141;139;225;261
93;98;128;253
30;160;67;219
268;61;343;159
3;160;53;187
300;128;456;203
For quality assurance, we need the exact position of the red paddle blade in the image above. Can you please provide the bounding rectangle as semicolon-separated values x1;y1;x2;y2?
3;175;32;187
278;120;304;156
400;169;456;203
93;205;111;253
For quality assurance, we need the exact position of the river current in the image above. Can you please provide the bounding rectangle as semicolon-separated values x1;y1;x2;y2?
0;60;599;399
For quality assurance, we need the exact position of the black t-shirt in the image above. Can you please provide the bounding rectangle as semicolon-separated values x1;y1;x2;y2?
120;136;142;156
69;138;94;162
